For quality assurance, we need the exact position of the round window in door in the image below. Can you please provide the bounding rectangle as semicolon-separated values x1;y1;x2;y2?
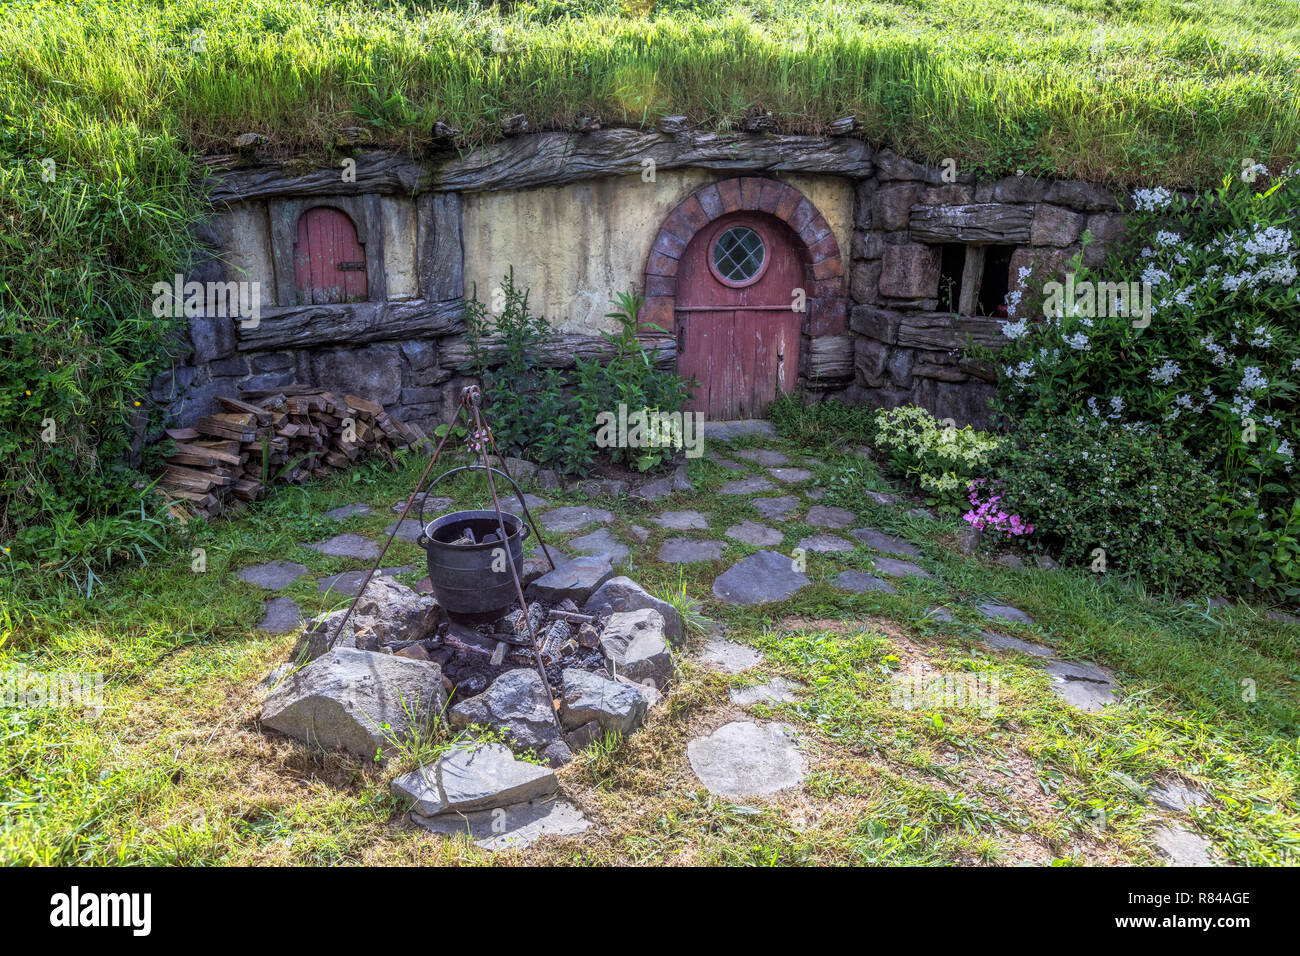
709;225;767;287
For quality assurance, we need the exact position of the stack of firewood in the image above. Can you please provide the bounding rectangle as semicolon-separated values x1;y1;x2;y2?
156;388;429;518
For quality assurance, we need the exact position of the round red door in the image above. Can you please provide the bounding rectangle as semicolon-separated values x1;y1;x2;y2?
675;212;804;419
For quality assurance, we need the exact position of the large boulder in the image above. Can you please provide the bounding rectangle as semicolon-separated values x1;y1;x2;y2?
391;743;557;816
449;669;563;752
526;554;614;605
559;668;648;735
584;576;684;645
260;648;446;760
599;609;673;689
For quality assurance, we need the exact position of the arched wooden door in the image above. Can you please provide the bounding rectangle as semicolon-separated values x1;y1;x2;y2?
293;206;368;305
675;212;804;419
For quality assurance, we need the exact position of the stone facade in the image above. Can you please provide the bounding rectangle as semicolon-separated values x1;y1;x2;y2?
157;130;1128;433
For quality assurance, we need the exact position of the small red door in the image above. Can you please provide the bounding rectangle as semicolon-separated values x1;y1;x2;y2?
293;207;368;305
675;213;804;419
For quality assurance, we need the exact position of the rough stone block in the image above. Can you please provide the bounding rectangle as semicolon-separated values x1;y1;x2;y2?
879;244;941;299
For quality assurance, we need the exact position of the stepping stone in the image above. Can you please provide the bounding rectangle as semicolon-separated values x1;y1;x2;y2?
725;520;783;547
805;505;855;529
720;476;775;495
570;528;629;564
1044;659;1119;711
834;570;896;594
527;555;614;604
257;597;302;634
412;796;589;851
483;493;549;515
687;721;804;798
702;420;777;440
866;490;902;507
797;534;854;554
392;743;558;817
871;557;932;578
237;560;309;590
659;538;726;563
981;631;1055;658
1268;609;1300;625
804;488;826;500
735;449;788;466
729;677;803;706
318;567;415;596
303;533;381;561
392;493;452;515
850;528;921;558
628;524;651;543
770;467;813;483
1151;824;1214;866
698;638;761;674
713;551;809;606
926;606;955;623
1149;779;1209;813
632;475;673;501
651;510;709;531
538;506;613;533
978;602;1034;625
752;496;799;520
708;456;745;471
323;502;371;520
385;519;427;544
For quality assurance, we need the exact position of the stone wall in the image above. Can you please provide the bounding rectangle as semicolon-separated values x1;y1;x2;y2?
156;129;1128;435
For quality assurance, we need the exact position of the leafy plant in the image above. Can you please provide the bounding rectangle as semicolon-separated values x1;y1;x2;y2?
871;405;1004;511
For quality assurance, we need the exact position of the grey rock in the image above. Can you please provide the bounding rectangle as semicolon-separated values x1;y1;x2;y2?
569;528;629;564
805;505;856;529
1149;779;1209;814
650;510;710;531
538;506;613;533
752;496;799;520
260;648;446;759
1267;609;1300;625
384;519;427;544
702;420;777;441
687;721;804;798
632;475;673;501
955;525;982;555
584;576;685;645
258;663;294;691
1044;659;1119;711
672;465;693;492
323;503;371;521
317;567;414;597
850;527;921;558
526;554;615;604
1034;554;1060;570
797;534;855;554
770;467;814;483
412;796;588;851
1151;824;1214;867
706;454;745;471
393;493;452;516
559;668;648;735
805;488;826;500
449;669;562;750
720;476;776;495
599;609;673;688
926;606;955;623
628;524;651;543
238;560;309;590
729;677;803;706
303;533;382;561
258;597;302;634
734;449;788;466
865;490;902;507
725;521;783;547
391;742;557;816
977;602;1034;625
698;638;762;673
658;538;726;563
981;631;1056;658
834;570;896;594
872;557;932;578
995;554;1025;569
487;493;548;515
713;551;810;606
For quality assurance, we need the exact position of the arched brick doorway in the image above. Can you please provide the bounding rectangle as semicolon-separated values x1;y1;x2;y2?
642;177;846;419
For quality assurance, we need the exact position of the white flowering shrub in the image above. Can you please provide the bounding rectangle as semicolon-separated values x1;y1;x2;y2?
872;406;1005;511
993;172;1299;595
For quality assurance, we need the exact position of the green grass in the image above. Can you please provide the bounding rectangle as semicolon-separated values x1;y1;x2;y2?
2;431;1297;865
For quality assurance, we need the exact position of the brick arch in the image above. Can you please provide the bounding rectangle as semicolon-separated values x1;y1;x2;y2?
641;176;847;338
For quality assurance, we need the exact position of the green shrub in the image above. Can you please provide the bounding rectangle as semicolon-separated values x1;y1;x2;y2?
871;405;1004;511
768;394;876;451
464;273;691;474
996;417;1223;593
990;169;1299;594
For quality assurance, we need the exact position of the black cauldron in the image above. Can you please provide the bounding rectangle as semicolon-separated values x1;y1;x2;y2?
420;509;527;621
